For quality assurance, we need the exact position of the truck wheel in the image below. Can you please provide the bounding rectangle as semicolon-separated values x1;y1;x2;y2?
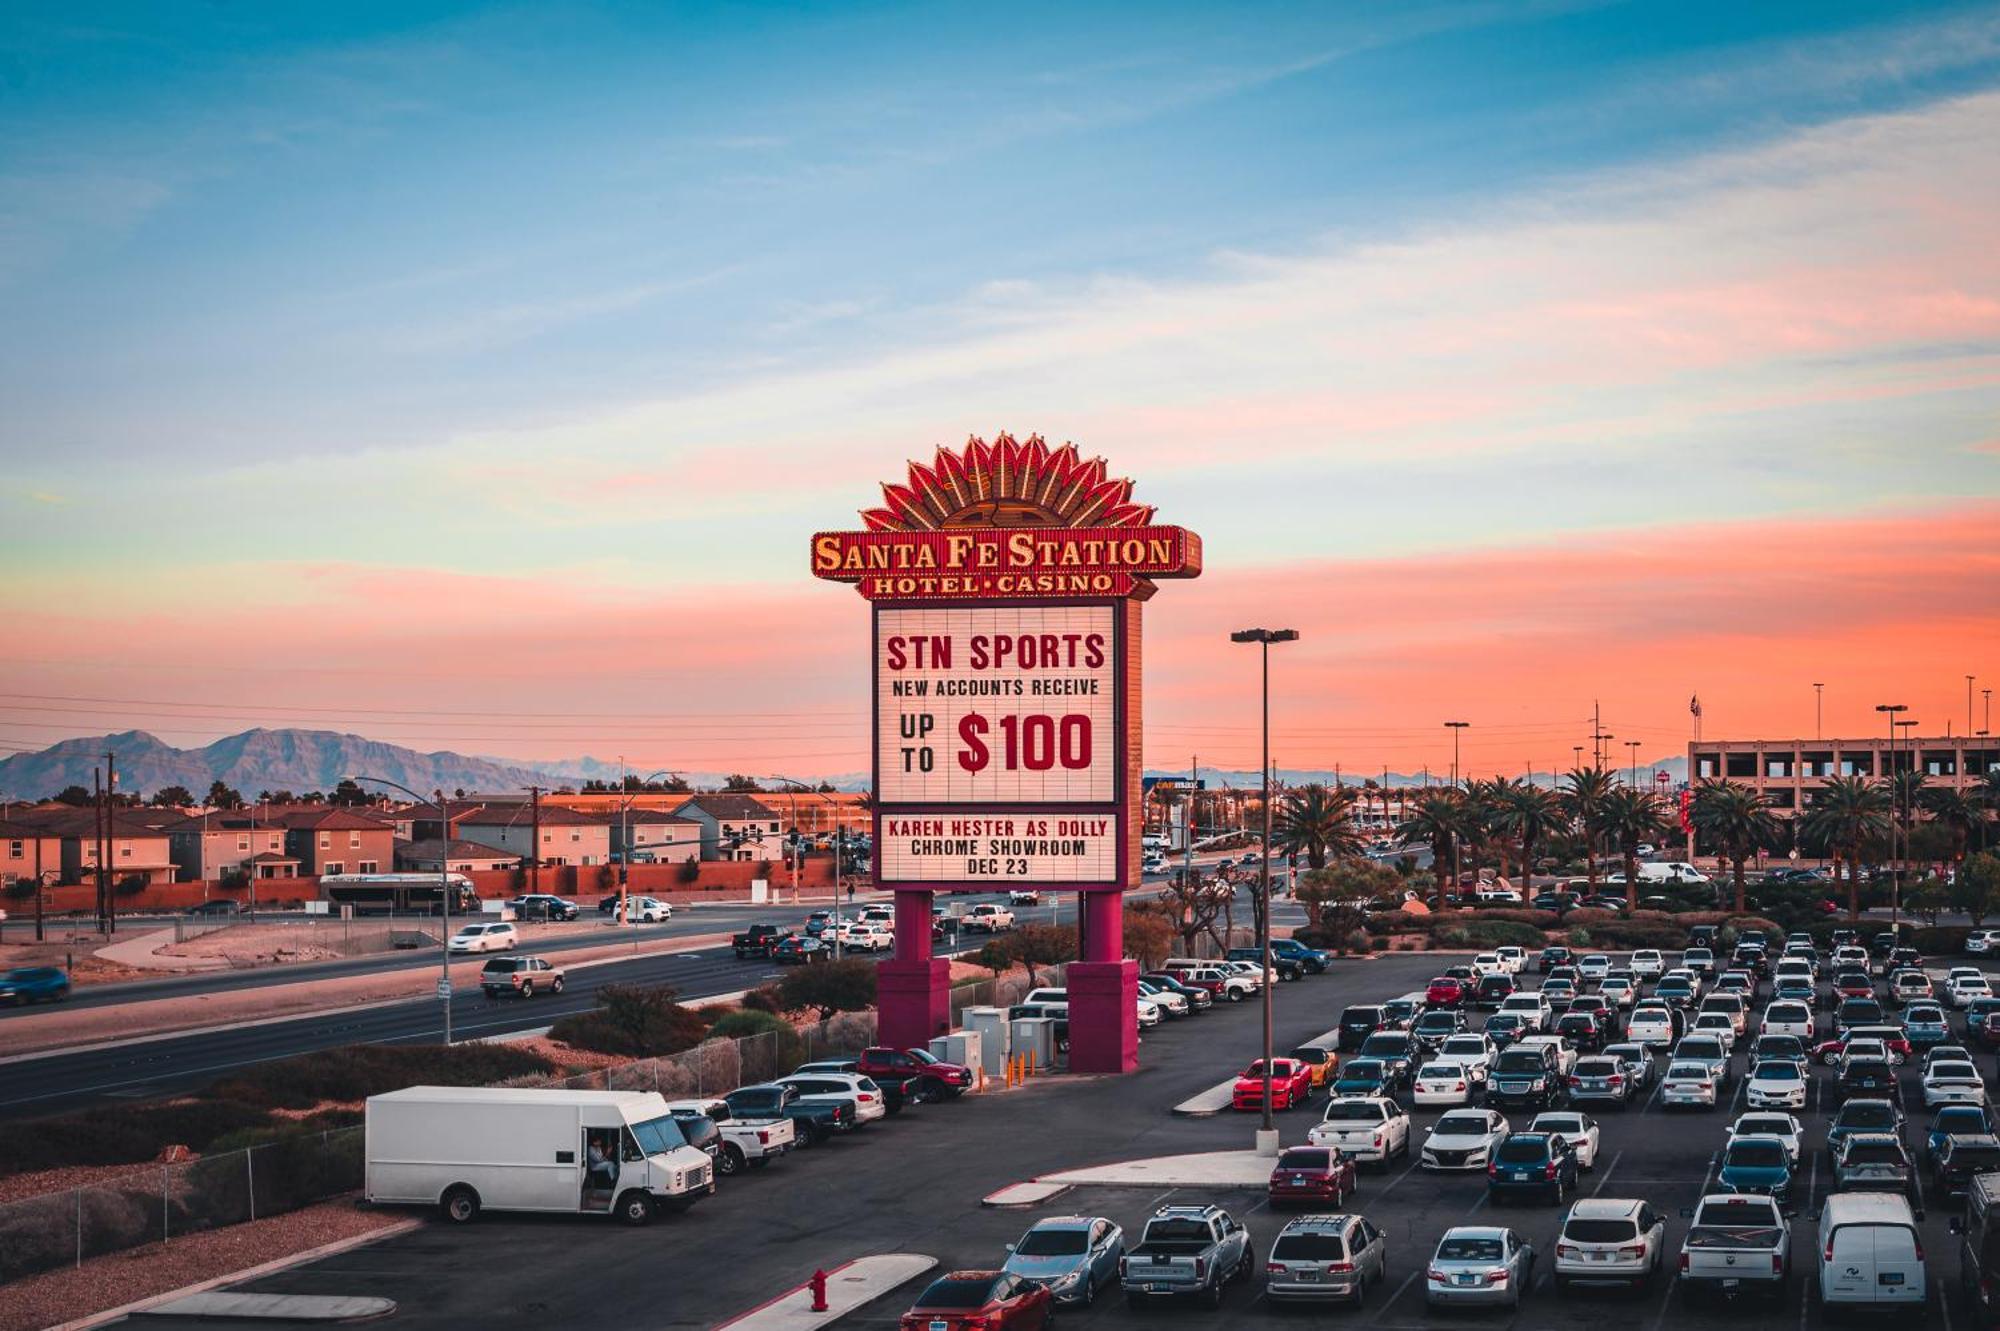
440;1185;480;1223
718;1144;746;1177
1203;1280;1224;1309
1227;988;1245;1002
616;1190;654;1225
551;976;564;994
519;979;535;998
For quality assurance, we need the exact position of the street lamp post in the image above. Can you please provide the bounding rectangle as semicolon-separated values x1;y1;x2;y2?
1627;740;1642;787
765;776;849;960
1874;705;1907;932
617;765;681;951
1232;627;1297;1155
1445;721;1469;895
1815;683;1825;742
349;774;453;1045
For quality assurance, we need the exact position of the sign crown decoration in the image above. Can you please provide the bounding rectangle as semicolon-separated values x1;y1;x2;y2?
862;433;1156;531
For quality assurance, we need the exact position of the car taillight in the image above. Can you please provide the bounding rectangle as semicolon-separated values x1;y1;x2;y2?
1680;1252;1690;1273
1326;1261;1354;1273
1118;1258;1129;1277
1373;1132;1384;1146
1193;1258;1207;1280
1486;1269;1510;1284
1544;1161;1558;1179
1556;1243;1576;1257
1567;1076;1581;1087
1426;1267;1448;1283
859;1093;877;1102
1621;1244;1647;1257
1914;1239;1925;1263
1823;1238;1835;1263
757;1130;770;1144
1454;1082;1466;1091
1608;1075;1623;1086
1487;1162;1499;1176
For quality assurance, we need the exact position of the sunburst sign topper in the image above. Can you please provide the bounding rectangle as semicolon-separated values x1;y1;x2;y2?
810;433;1201;600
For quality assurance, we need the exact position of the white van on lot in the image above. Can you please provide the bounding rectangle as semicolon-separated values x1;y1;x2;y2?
1815;1192;1925;1314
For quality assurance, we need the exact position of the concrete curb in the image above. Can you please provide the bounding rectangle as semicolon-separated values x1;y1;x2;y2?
711;1253;937;1330
1170;1076;1238;1116
981;1180;1073;1208
44;1217;422;1331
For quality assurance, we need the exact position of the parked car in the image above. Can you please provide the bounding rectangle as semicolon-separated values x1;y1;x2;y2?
1002;1215;1124;1308
1353;1032;1418;1089
1932;1132;2000;1197
1826;1098;1906;1163
1566;1055;1636;1108
771;1072;888;1127
1730;1112;1805;1161
660;1098;795;1177
1263;1212;1385;1307
1718;1133;1794;1200
722;1082;850;1147
856;1046;975;1102
1528;1111;1601;1171
1924;1103;1994;1165
1233;1058;1314;1113
447;921;517;953
1426;1226;1536;1309
962;903;1015;932
0;966;70;1004
1601;1041;1656;1091
1661;1059;1720;1110
1486;1132;1579;1204
1420;1108;1510;1172
506;894;579;921
1745;1059;1809;1110
1308;1096;1411;1165
1678;1193;1791;1305
1266;1145;1358;1209
1922;1058;1988;1108
898;1270;1051;1330
1553;1197;1667;1291
1336;1005;1384;1051
1119;1204;1254;1309
1834;1057;1899;1104
1832;1132;1917;1197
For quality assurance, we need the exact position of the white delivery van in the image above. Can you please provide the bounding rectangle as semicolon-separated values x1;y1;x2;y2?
1815;1192;1926;1313
365;1086;714;1226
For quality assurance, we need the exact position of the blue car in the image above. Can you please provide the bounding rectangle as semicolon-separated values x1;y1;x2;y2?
0;966;70;1004
1903;1005;1950;1048
1270;938;1331;974
1002;1214;1125;1306
1924;1104;1994;1166
1333;1059;1392;1098
1718;1134;1794;1199
1487;1132;1579;1203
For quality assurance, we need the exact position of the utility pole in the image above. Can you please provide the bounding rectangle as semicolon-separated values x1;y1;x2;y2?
527;786;543;895
1971;676;1978;740
1815;683;1825;742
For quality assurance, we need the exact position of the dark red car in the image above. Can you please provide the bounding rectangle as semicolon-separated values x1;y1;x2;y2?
1425;977;1466;1009
899;1270;1052;1330
1834;972;1875;999
855;1046;975;1101
1268;1144;1358;1209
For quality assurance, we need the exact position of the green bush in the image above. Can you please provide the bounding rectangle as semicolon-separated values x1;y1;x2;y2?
1574;919;1688;949
1914;926;1973;955
0;1099;273;1175
1432;920;1547;949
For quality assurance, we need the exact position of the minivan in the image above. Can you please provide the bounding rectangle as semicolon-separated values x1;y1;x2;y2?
1815;1192;1925;1313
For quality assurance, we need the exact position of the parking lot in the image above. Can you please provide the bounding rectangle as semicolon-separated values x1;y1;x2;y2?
152;941;2000;1330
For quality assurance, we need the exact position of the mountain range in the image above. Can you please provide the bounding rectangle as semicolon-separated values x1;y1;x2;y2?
0;730;1684;803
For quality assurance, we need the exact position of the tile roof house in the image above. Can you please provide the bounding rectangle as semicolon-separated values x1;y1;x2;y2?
281;808;396;877
162;813;297;881
0;818;63;886
672;795;781;861
611;808;703;861
395;837;522;873
456;803;611;867
12;809;179;886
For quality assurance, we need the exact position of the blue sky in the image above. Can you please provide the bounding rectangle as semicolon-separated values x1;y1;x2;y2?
1;2;1996;773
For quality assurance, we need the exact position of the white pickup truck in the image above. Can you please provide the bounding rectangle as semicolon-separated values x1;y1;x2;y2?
1677;1193;1791;1305
663;1097;797;1177
963;903;1016;932
1307;1095;1411;1166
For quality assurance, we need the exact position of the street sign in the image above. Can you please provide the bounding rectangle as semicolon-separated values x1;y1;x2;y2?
436;979;452;1000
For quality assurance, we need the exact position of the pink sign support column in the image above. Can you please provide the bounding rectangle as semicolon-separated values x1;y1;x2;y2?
876;886;949;1051
1066;888;1137;1073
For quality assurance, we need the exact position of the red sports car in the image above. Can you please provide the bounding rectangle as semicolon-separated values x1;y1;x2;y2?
1268;1144;1358;1208
899;1270;1052;1330
1233;1057;1314;1111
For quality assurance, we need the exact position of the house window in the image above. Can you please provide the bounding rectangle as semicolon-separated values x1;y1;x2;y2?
120;841;132;857
542;832;553;843
319;833;331;850
324;861;344;875
1725;754;1756;778
768;821;779;833
569;830;580;842
237;835;250;851
7;840;21;858
358;860;378;874
349;832;362;849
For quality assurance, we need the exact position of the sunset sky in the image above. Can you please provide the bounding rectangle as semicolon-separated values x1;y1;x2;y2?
2;2;1997;780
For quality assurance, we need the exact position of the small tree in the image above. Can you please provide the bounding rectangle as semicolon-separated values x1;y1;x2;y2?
676;856;701;884
54;785;92;807
150;785;194;807
330;779;373;807
776;959;877;1021
206;781;244;810
580;983;708;1056
721;775;765;792
1157;867;1224;955
1296;860;1401;954
1949;852;2000;928
1122;906;1176;970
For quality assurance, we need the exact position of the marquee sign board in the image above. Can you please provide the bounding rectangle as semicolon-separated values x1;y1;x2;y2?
876;811;1121;886
875;603;1119;806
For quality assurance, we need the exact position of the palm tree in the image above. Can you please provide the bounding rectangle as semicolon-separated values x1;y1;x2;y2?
1396;791;1474;908
1560;766;1618;888
1921;786;1984;869
1599;788;1669;916
1689;779;1783;913
1270;783;1362;871
1493;781;1563;890
1800;775;1892;919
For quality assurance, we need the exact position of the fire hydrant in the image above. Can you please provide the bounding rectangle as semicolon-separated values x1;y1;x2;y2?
809;1269;829;1312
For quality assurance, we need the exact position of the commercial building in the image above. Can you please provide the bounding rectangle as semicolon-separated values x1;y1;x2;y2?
1689;736;1999;813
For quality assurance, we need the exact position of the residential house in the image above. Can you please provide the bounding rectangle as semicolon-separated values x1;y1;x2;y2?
672;794;782;861
395;837;521;874
457;803;611;867
12;809;180;886
164;813;298;882
282;808;397;877
0;819;62;886
612;808;703;862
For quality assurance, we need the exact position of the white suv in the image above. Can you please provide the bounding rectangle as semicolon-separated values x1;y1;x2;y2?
448;921;518;953
1554;1198;1667;1290
1629;949;1664;979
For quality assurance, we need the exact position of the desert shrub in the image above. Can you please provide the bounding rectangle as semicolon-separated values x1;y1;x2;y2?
677;857;701;884
0;1191;81;1282
1566;927;1592;947
1432;920;1545;949
1914;925;1973;955
1575;919;1687;949
0;1098;273;1175
208;1043;554;1110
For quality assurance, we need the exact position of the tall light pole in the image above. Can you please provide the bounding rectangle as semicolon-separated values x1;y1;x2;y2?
1232;627;1297;1154
349;774;453;1045
1971;676;1978;740
1873;705;1907;930
1445;721;1470;896
1983;689;1993;737
1814;683;1825;742
617;765;680;950
765;775;848;960
1627;741;1642;787
1445;721;1469;787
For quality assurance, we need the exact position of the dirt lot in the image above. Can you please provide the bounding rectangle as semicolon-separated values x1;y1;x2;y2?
0;934;152;986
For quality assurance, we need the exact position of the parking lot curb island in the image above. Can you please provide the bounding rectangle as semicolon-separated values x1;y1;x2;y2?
712;1254;938;1330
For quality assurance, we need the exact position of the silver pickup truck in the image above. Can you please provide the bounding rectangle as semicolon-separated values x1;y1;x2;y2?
1118;1204;1255;1308
1677;1193;1791;1305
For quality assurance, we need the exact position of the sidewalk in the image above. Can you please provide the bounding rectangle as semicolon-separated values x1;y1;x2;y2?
712;1255;936;1330
95;927;230;974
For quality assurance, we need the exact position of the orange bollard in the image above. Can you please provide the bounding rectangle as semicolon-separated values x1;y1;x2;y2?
809;1269;829;1312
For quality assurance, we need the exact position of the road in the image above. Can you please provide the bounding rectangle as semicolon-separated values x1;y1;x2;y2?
0;889;1117;1119
126;946;2000;1331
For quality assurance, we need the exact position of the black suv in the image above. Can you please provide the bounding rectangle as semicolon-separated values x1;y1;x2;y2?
1538;946;1573;974
1834;1057;1899;1103
1411;1008;1466;1053
1935;1134;2000;1197
1488;1043;1563;1110
508;893;579;921
1354;1032;1419;1089
1338;1005;1385;1052
1472;972;1517;1008
1555;1011;1607;1052
1487;1132;1580;1203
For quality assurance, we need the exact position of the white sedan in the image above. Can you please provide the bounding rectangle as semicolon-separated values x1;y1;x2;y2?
1690;1013;1738;1051
614;896;672;922
1728;1111;1804;1161
1949;975;1995;1009
448;922;517;953
1599;976;1637;1009
1471;953;1508;979
1922;1060;1989;1108
1435;1034;1497;1083
1744;1059;1808;1109
1414;1060;1479;1106
1420;1108;1510;1171
1528;1111;1601;1171
1135;996;1162;1028
1494;947;1526;975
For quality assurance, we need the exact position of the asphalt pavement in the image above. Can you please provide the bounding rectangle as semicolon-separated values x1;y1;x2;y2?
128;945;2000;1331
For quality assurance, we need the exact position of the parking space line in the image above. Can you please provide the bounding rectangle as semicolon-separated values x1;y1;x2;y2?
1589;1149;1622;1195
1370;1270;1421;1325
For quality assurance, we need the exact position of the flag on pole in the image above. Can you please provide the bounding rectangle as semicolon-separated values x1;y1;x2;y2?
1689;695;1702;718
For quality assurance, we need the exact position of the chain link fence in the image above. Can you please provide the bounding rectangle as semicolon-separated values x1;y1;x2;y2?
0;1126;363;1286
